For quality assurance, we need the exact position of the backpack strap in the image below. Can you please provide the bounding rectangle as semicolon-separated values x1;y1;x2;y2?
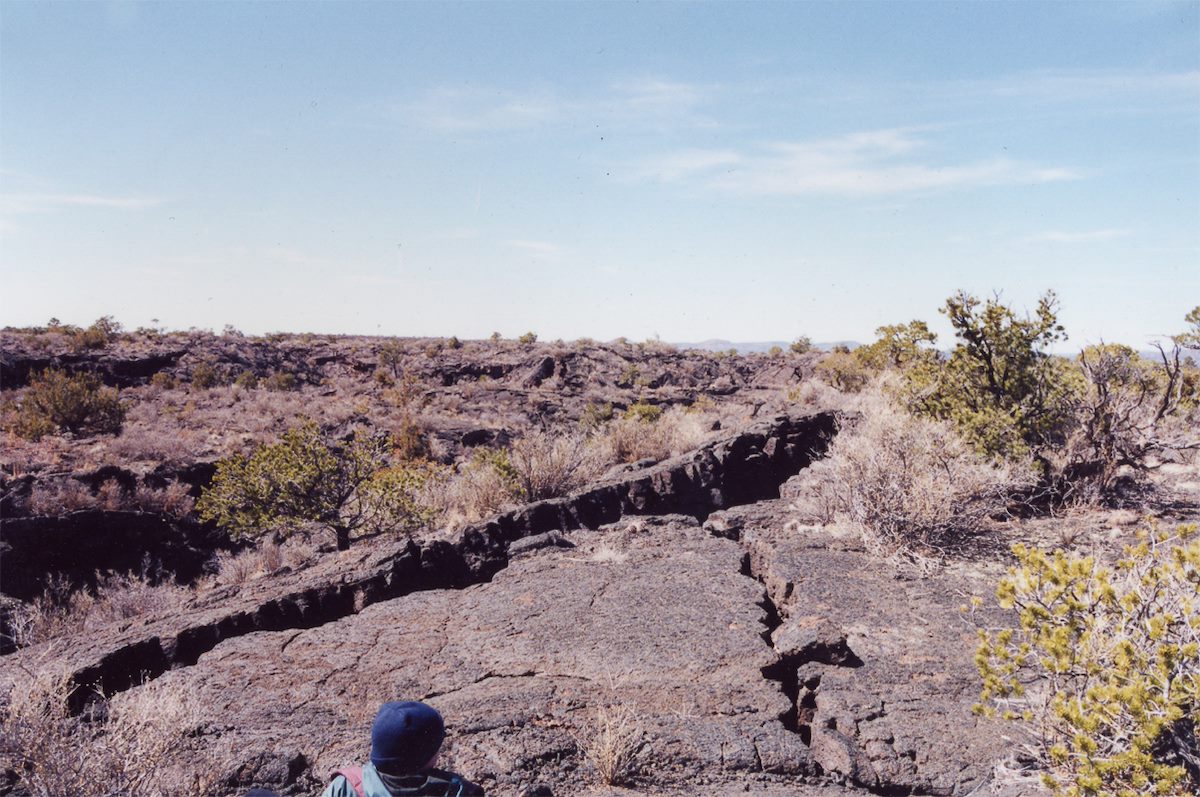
332;766;366;797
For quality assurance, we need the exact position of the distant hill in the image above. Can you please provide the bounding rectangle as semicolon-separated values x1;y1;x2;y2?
674;339;861;354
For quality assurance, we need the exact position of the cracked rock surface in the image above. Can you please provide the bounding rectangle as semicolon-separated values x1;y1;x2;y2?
103;506;1033;797
713;499;1020;796
139;518;817;795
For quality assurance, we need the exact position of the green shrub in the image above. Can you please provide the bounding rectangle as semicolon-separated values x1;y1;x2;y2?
149;371;177;390
71;316;122;351
233;370;259;390
906;291;1076;461
198;423;435;550
14;370;125;439
189;361;222;389
518;331;538;345
379;340;405;376
391;416;429;462
975;525;1199;796
814;349;872;393
789;336;812;354
579;402;615;431
261;371;296;392
622;402;662;424
853;321;938;371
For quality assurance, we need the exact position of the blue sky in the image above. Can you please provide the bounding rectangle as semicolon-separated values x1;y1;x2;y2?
2;1;1197;347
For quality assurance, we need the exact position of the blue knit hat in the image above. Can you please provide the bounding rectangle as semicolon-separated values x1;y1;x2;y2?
370;701;445;774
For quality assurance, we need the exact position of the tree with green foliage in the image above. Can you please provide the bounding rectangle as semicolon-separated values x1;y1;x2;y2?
975;524;1199;796
378;340;406;377
789;336;812;355
907;291;1075;461
854;320;939;371
13;369;125;440
198;423;435;551
72;316;122;351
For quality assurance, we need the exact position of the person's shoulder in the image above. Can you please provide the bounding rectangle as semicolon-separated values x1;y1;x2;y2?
425;768;485;796
319;775;354;797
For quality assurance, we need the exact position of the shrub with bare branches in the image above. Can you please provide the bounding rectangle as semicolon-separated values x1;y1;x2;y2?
507;429;607;502
1061;343;1200;502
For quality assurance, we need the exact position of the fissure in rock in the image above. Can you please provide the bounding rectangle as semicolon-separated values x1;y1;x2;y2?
5;412;839;711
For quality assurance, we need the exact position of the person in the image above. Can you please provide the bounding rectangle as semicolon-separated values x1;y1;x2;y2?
321;701;484;797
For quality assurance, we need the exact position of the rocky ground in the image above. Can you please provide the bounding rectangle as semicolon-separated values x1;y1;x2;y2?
1;330;1196;796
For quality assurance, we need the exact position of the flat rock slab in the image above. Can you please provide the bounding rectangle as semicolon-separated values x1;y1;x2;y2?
140;518;814;796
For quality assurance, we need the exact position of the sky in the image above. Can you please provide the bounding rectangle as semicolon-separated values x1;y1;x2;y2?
1;1;1198;348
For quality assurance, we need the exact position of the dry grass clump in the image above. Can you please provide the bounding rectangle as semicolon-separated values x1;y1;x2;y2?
208;536;317;587
7;566;191;649
593;405;713;464
797;394;1033;556
421;449;518;529
576;703;645;786
25;479;97;515
0;666;217;797
22;478;194;517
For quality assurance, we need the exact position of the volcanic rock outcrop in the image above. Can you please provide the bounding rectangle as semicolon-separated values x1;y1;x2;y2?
0;412;1028;797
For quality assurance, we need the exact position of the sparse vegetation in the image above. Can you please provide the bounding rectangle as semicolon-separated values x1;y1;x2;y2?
790;336;812;355
0;666;216;797
71;315;122;351
594;404;710;464
422;448;519;527
796;394;1033;555
577;703;644;786
189;360;223;389
507;429;606;502
5;564;191;650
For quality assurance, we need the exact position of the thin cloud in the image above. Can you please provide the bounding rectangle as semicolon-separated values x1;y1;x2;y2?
506;239;564;259
398;87;563;132
634;148;743;181
344;274;409;287
639;128;1079;197
609;78;705;114
973;69;1200;102
381;77;715;134
0;192;165;213
1024;228;1134;244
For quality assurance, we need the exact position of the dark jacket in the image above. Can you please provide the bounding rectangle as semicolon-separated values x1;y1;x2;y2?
322;762;483;797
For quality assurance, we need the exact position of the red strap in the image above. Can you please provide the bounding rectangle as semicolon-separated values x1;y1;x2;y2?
333;766;366;797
